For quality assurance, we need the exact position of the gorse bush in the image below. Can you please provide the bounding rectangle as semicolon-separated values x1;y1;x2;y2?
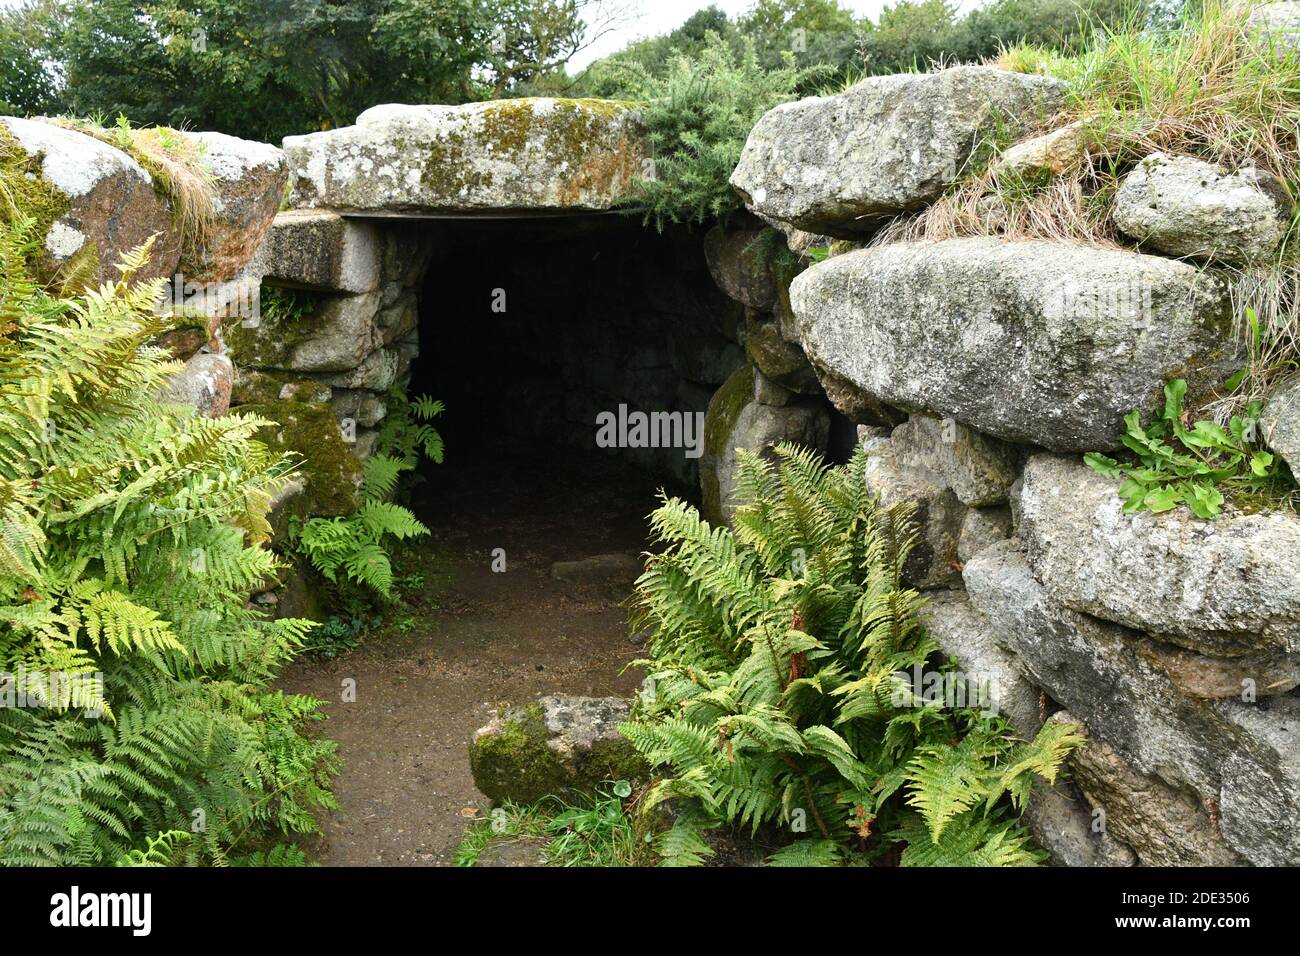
622;443;1081;866
0;221;337;865
292;394;444;599
622;33;823;230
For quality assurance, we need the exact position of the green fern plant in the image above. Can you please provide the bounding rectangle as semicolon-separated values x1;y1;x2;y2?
0;219;338;866
622;443;1082;866
292;393;444;599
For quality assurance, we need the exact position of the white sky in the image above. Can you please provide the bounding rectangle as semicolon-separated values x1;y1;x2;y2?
569;0;984;71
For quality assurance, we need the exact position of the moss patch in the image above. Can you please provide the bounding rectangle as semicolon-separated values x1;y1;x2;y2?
468;702;648;805
701;364;756;524
225;285;327;369
242;398;362;517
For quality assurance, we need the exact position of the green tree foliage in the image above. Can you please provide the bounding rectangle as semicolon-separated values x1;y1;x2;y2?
622;443;1082;866
622;33;821;229
0;222;338;865
1;0;603;142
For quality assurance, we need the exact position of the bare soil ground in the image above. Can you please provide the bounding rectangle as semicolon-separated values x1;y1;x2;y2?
277;450;669;866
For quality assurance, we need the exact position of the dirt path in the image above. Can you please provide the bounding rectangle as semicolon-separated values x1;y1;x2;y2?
278;450;668;866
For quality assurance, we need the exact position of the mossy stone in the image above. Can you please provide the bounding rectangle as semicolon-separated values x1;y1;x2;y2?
241;399;362;517
469;697;647;805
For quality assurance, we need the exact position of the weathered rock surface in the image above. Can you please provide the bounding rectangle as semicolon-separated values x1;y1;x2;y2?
284;99;651;213
789;237;1236;451
1260;373;1300;474
1018;454;1300;656
181;131;287;283
963;539;1300;865
921;590;1039;735
996;119;1099;179
743;313;820;394
1;116;176;285
240;399;362;516
730;66;1065;237
160;352;234;419
861;433;965;588
957;506;1014;564
227;290;383;373
251;210;382;294
1114;152;1289;263
1024;776;1137;867
704;224;780;309
469;695;647;804
889;414;1020;507
1062;713;1242;866
701;366;829;526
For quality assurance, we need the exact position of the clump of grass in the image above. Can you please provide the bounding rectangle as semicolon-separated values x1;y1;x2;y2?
453;783;652;868
50;113;218;250
879;0;1300;422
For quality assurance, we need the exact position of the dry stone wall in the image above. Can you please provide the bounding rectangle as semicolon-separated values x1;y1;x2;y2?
734;62;1300;867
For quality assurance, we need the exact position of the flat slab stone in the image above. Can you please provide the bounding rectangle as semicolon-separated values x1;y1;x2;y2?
283;99;652;214
789;237;1236;451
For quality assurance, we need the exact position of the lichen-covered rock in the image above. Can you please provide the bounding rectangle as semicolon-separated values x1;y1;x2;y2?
921;590;1039;735
226;290;382;373
700;365;829;526
0;116;176;286
240;399;362;516
250;210;382;294
704;224;780;309
743;312;820;394
957;506;1014;564
1018;453;1300;656
789;237;1236;451
1260;373;1300;474
730;66;1065;237
469;696;647;804
811;363;904;428
1113;152;1289;263
160;352;234;419
1061;713;1241;867
889;414;1020;507
180;132;287;283
963;539;1300;865
283;99;651;213
861;433;965;588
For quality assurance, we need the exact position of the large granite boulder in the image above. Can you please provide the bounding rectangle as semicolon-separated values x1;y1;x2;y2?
469;695;647;804
789;237;1236;451
180;131;287;283
1018;453;1300;656
729;66;1065;237
0;116;175;285
889;414;1020;507
283;99;651;213
1113;152;1289;264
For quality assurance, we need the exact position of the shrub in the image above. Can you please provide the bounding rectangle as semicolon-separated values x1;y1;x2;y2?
622;33;823;230
0;222;337;865
622;443;1081;866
